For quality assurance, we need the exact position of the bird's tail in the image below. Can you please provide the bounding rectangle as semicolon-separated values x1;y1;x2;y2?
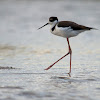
87;27;98;30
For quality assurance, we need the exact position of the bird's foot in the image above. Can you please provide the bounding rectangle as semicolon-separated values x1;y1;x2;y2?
44;65;52;70
67;72;71;77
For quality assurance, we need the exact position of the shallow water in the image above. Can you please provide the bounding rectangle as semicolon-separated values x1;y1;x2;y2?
0;0;100;100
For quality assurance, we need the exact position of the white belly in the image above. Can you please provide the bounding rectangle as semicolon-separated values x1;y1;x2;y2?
50;26;85;38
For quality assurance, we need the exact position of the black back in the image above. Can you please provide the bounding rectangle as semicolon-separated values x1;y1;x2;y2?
57;21;93;30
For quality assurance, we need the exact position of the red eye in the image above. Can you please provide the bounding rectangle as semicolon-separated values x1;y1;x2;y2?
49;19;54;22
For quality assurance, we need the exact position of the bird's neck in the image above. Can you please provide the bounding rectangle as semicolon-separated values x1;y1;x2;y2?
50;21;58;31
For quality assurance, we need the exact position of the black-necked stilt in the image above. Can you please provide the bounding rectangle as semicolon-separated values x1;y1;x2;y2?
38;16;94;76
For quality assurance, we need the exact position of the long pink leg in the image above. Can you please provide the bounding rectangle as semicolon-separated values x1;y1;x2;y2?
45;52;69;70
45;38;72;76
67;38;72;76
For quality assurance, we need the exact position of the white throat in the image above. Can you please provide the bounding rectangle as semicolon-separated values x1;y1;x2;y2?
49;20;58;29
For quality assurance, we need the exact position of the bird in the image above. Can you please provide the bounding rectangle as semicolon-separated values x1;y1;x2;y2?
38;16;94;76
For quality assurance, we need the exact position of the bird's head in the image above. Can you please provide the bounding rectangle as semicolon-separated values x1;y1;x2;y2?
38;17;58;29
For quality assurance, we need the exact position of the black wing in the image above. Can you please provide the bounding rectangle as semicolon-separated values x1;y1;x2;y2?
57;21;93;30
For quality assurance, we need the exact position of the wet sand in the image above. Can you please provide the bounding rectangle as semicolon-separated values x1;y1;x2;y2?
0;0;100;100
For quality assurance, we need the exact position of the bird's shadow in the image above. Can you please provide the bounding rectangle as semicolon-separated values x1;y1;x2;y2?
50;74;97;84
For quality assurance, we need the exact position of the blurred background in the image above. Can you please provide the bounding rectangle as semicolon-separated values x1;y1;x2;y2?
0;0;100;100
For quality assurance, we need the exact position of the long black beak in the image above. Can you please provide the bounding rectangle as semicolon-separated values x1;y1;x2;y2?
38;23;49;30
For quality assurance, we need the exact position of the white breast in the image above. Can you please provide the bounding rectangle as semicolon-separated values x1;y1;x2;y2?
50;25;86;38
